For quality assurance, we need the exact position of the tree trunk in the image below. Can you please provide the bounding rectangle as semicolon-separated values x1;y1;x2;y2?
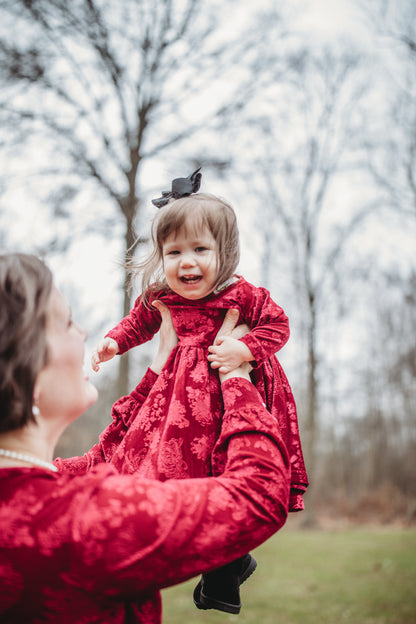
116;191;138;399
302;295;319;526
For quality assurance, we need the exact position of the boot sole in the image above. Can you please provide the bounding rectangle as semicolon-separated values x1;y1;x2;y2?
193;555;257;614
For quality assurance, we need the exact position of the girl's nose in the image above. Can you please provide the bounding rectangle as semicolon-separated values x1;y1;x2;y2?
180;252;196;267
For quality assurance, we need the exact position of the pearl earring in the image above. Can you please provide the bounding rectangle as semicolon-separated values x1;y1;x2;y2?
32;404;40;417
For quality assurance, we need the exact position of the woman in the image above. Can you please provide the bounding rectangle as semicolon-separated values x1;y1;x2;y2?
0;253;290;623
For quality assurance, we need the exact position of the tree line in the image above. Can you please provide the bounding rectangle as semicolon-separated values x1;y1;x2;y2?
0;0;414;523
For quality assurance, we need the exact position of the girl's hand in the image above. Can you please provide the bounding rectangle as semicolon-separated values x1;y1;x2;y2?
208;336;253;374
91;337;119;372
209;309;253;380
150;300;178;374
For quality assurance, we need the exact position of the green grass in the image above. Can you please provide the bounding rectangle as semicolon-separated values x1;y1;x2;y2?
161;526;416;624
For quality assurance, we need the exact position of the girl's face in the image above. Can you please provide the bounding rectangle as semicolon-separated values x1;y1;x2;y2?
35;287;98;425
162;225;218;300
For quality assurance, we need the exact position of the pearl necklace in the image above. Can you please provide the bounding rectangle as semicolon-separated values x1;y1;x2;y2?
0;448;58;472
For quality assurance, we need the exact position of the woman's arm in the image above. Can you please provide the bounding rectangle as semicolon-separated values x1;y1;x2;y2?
69;376;290;595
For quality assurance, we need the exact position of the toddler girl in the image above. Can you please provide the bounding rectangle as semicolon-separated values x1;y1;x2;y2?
92;169;308;614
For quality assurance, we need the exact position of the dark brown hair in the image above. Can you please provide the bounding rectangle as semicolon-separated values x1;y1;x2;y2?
131;193;240;305
0;253;53;433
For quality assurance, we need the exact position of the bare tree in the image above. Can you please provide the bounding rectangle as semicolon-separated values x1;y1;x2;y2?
323;267;416;521
0;0;290;396
360;0;416;218
232;46;379;521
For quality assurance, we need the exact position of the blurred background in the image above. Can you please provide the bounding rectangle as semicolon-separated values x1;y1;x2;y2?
0;0;415;534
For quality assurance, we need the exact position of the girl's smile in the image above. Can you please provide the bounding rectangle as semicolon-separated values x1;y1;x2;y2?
162;227;218;300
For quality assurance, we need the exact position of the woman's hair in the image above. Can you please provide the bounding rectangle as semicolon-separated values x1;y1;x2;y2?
0;253;53;433
132;193;240;305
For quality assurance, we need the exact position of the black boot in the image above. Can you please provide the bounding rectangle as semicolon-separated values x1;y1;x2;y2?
193;554;257;614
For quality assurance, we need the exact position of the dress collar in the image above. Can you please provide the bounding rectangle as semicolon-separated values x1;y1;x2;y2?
213;275;240;295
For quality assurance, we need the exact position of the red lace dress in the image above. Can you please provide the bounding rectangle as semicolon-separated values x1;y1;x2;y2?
0;375;290;623
106;276;308;510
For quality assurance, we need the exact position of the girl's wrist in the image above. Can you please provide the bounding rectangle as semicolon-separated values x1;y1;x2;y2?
219;362;252;384
238;339;254;363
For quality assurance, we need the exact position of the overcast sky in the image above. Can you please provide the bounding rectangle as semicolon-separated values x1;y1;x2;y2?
2;0;414;381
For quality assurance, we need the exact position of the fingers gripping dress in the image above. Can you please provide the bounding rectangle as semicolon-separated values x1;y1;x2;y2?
107;276;308;510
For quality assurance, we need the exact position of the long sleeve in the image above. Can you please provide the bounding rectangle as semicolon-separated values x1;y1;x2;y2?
237;281;290;367
54;368;158;473
67;378;290;595
105;292;162;355
0;377;290;622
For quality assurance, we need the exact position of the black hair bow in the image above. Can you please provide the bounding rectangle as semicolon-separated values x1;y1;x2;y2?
151;168;202;208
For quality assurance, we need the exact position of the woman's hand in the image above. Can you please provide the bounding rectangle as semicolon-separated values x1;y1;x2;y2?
211;309;252;383
150;300;178;374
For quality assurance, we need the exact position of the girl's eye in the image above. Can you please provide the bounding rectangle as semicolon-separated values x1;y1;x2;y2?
195;246;207;252
167;250;180;255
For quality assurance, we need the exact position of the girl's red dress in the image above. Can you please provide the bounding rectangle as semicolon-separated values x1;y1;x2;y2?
107;276;308;510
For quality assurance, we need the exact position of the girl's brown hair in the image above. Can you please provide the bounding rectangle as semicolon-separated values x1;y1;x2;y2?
131;193;240;305
0;254;53;433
